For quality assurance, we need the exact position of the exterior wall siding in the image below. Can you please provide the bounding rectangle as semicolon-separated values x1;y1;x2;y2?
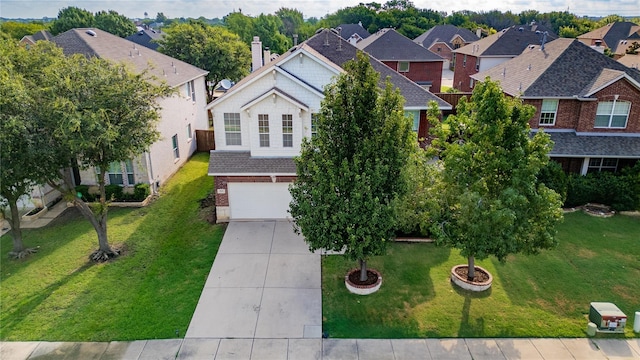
453;53;479;92
382;60;443;92
428;42;453;63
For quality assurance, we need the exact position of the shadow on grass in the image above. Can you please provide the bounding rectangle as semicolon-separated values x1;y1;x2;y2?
452;282;492;338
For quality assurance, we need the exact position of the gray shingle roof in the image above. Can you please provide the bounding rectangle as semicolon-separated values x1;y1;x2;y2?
338;23;371;41
125;29;164;50
472;38;640;97
305;29;451;109
603;22;638;51
208;151;296;175
357;28;444;62
414;25;479;49
547;132;640;157
456;24;556;57
51;28;207;88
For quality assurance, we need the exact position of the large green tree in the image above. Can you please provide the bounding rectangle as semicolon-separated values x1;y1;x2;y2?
50;6;95;35
289;52;417;282
94;10;137;37
157;21;250;102
41;55;172;261
0;40;68;259
0;21;47;40
429;79;563;280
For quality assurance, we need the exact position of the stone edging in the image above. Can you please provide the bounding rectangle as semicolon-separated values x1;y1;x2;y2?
450;265;493;292
345;268;382;295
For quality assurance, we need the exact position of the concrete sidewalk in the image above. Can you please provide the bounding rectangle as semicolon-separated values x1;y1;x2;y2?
2;338;639;359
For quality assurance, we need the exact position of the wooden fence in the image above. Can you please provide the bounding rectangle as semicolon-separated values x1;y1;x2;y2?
196;130;215;152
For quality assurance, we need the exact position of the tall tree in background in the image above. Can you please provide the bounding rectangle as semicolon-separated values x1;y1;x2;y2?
254;14;291;54
42;55;171;261
290;52;417;282
95;10;137;37
275;7;304;39
429;79;563;280
50;6;95;35
224;11;255;44
157;21;250;102
0;21;47;40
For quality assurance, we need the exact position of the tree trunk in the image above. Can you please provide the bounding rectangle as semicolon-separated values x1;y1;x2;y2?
8;199;24;254
467;256;475;281
359;258;368;282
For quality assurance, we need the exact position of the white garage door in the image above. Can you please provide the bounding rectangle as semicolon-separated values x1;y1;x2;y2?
227;182;292;219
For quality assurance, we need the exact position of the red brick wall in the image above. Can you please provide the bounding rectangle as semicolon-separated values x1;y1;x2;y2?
452;53;478;92
527;79;640;133
428;42;453;62
382;60;443;92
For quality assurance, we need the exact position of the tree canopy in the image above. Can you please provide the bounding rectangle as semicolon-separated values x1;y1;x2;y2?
429;79;563;279
50;6;136;37
289;51;418;281
157;21;250;102
94;10;137;37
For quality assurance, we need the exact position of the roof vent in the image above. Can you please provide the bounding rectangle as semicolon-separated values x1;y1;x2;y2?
86;30;97;37
519;27;524;32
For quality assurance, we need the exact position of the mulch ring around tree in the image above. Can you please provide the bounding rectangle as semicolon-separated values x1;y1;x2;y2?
454;266;491;283
347;269;380;286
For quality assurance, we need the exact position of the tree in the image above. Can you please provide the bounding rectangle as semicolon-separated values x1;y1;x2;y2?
0;21;47;40
157;21;250;102
224;11;255;44
41;54;172;261
254;14;291;54
50;6;95;35
95;10;137;37
275;7;304;39
429;79;563;280
289;52;417;282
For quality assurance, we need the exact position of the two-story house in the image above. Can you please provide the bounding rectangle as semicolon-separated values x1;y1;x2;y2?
472;38;640;174
356;28;445;92
578;21;640;59
51;28;209;193
207;28;452;221
413;24;480;69
453;23;557;92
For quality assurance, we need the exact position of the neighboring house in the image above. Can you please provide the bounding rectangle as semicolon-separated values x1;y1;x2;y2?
19;30;53;47
125;28;164;50
337;22;371;45
618;52;640;70
413;24;480;69
356;28;445;92
471;38;640;174
577;21;640;59
207;28;451;221
453;23;557;92
51;28;209;192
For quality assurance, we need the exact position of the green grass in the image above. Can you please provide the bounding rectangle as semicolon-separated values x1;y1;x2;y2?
322;212;640;338
0;153;224;341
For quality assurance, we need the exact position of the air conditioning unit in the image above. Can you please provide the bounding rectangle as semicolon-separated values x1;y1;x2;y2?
589;302;627;333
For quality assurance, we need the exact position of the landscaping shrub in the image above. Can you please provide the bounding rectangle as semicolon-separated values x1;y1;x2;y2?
133;183;150;201
104;184;123;201
565;164;640;211
75;185;96;202
537;161;567;202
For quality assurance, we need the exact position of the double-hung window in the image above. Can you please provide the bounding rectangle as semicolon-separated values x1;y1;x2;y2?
186;123;192;141
258;114;270;147
311;113;319;138
595;100;630;128
172;134;180;159
539;99;558;125
224;113;241;145
282;114;293;147
398;62;409;72
588;158;618;173
99;160;134;186
186;80;196;102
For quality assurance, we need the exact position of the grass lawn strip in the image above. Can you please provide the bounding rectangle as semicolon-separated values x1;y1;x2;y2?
0;153;223;341
322;212;640;338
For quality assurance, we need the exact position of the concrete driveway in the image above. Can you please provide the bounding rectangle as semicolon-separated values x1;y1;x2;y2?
185;221;322;339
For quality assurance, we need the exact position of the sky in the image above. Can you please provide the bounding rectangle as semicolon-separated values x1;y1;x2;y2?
1;0;639;20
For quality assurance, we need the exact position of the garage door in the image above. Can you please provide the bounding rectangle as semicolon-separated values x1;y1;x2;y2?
227;182;293;219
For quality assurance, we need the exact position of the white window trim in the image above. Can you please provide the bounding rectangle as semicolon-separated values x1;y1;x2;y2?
258;114;270;147
398;61;410;73
587;157;619;173
539;99;559;126
224;112;242;146
594;98;630;129
186;123;192;142
282;114;293;148
172;134;180;161
186;80;196;102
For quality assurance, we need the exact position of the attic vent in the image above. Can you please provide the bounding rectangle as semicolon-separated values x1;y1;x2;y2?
519;27;524;32
86;30;97;37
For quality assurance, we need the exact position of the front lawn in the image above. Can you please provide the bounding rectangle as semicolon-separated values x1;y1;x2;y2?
0;152;223;341
322;212;640;338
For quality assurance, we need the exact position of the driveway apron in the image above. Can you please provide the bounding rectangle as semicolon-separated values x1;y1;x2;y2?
185;221;322;339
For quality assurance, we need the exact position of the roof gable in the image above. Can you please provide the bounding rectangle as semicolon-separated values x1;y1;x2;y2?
472;38;640;97
51;28;207;88
456;24;556;57
337;23;371;41
357;28;444;62
414;25;479;49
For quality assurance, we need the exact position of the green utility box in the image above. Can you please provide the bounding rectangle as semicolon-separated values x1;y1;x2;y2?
589;302;627;333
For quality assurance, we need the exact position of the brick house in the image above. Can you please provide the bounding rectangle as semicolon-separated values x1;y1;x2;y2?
472;38;640;174
413;24;480;69
453;23;557;92
207;29;451;221
356;28;445;92
577;21;640;59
